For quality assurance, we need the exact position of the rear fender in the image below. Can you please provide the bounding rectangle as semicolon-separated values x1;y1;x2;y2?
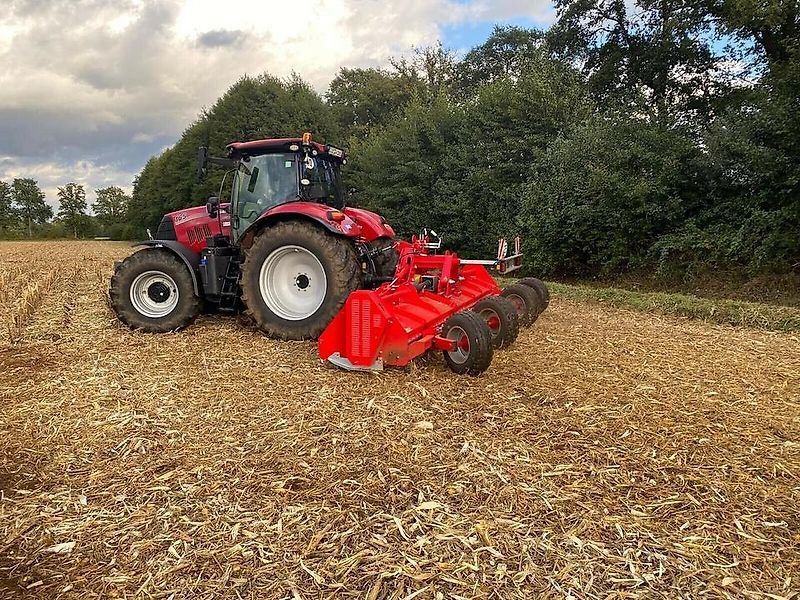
131;240;202;296
257;202;361;238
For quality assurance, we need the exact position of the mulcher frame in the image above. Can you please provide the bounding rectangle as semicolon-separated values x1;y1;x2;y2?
318;235;522;371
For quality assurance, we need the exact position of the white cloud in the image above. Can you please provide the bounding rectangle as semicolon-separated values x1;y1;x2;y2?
0;0;554;208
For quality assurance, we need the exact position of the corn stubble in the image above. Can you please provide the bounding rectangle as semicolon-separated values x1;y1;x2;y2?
0;241;797;599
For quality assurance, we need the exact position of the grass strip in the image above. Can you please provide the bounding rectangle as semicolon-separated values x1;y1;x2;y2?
546;282;800;332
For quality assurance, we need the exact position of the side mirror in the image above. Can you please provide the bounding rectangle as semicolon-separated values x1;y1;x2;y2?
206;196;220;218
196;146;209;181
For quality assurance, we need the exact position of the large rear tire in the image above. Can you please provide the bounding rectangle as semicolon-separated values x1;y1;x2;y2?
110;248;201;333
240;221;360;340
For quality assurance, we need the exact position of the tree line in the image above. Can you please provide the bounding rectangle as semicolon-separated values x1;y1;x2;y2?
48;1;800;279
0;179;133;240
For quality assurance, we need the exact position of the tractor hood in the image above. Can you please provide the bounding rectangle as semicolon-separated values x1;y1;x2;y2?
159;204;231;253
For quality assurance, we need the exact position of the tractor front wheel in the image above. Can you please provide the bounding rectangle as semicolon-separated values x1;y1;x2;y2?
110;248;201;332
441;311;493;376
240;221;360;340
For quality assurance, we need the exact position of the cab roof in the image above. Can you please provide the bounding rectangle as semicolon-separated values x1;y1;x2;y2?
226;138;329;157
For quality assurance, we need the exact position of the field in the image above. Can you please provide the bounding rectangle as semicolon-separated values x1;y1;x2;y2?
0;241;798;600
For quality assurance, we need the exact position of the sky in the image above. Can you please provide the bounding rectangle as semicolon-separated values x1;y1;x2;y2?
0;0;555;211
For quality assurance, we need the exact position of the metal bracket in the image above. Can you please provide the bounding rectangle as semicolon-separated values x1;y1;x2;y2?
326;353;384;372
460;236;523;274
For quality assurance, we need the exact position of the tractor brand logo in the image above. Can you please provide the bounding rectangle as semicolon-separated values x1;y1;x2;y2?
174;214;191;224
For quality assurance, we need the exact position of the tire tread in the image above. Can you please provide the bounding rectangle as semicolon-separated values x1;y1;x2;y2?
240;221;360;340
442;310;493;376
110;248;201;332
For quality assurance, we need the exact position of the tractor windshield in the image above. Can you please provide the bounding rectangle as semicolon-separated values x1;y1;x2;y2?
301;157;345;209
233;153;299;234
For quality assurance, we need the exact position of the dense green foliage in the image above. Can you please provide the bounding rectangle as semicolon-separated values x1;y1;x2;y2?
10;0;795;282
339;1;800;277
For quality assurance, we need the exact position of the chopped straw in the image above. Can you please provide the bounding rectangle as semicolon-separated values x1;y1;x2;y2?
0;241;798;599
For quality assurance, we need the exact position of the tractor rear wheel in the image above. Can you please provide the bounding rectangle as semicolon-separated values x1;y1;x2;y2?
110;248;201;332
473;296;519;349
500;283;542;327
369;237;399;279
519;277;550;309
240;221;360;340
441;311;493;376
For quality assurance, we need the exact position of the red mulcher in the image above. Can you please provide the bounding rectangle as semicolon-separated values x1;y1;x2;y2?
110;134;549;375
319;233;523;374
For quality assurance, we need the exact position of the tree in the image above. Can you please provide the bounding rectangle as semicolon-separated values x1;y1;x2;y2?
0;181;19;235
709;0;800;77
12;178;51;238
456;26;546;91
390;42;459;100
57;182;88;238
327;67;426;139
93;186;130;227
549;0;722;128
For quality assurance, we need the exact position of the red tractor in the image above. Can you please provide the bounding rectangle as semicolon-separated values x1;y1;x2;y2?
110;134;548;374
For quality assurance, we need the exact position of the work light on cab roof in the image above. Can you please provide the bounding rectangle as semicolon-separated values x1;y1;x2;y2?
109;132;549;375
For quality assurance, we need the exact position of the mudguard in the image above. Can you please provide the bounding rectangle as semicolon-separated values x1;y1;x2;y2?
256;202;362;238
132;240;202;295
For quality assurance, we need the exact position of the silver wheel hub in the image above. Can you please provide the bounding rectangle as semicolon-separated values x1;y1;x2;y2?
445;325;470;364
130;271;179;318
259;245;327;320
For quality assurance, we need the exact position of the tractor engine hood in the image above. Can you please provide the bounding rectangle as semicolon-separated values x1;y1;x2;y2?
160;204;231;253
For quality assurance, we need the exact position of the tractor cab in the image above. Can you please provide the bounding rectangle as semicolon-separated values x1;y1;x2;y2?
201;134;348;241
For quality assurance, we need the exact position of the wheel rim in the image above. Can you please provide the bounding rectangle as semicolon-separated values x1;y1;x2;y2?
479;308;501;338
259;245;327;321
445;325;471;364
506;294;525;317
129;271;179;318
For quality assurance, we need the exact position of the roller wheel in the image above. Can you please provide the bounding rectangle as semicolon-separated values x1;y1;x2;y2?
110;248;201;333
441;311;493;376
519;277;550;309
473;295;519;349
240;221;360;340
500;283;542;327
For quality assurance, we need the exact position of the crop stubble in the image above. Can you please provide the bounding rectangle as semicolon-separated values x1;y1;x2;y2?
0;241;797;599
